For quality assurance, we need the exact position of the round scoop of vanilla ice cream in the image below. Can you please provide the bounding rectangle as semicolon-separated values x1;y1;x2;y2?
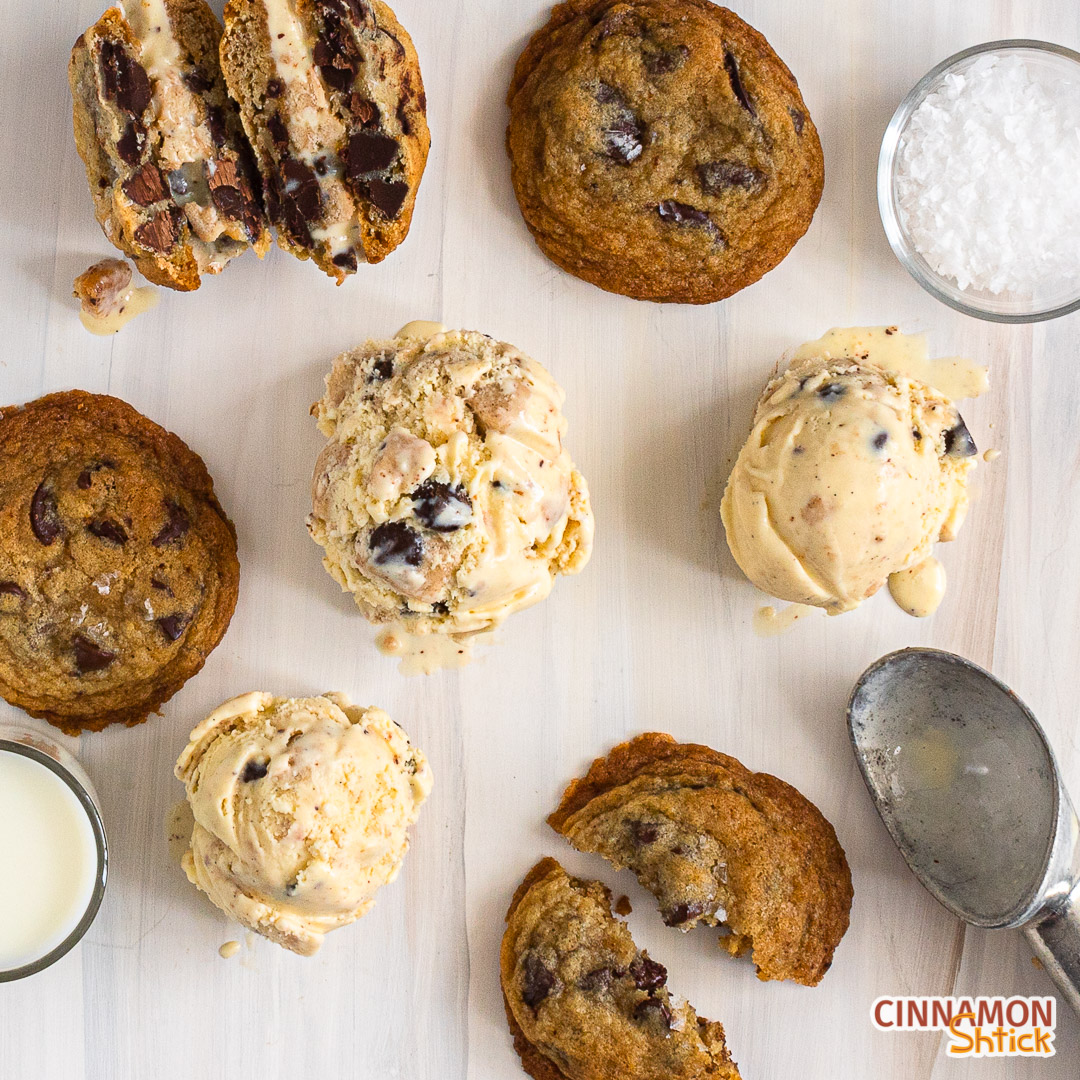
174;691;431;956
721;358;978;613
307;326;594;635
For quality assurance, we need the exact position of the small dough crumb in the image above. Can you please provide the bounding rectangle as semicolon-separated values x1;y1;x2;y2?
614;894;633;916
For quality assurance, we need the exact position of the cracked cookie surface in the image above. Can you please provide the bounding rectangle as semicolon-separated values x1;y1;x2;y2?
502;858;741;1080
0;391;239;734
549;733;853;985
507;0;823;303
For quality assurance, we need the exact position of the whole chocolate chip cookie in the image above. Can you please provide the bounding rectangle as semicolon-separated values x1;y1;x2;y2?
0;392;240;734
548;733;853;985
220;0;430;282
506;0;824;303
502;858;741;1080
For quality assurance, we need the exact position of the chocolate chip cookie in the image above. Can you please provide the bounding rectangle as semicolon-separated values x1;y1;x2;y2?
70;1;270;291
502;858;741;1080
549;733;852;985
507;0;824;303
0;392;240;734
220;0;430;282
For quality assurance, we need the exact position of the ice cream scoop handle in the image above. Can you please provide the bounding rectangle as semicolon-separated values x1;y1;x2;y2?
1024;882;1080;1018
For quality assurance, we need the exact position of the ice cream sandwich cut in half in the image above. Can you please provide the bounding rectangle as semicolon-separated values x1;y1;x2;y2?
220;0;430;283
70;0;271;291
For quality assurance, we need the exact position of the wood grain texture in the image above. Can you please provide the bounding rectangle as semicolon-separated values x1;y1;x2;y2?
0;0;1078;1077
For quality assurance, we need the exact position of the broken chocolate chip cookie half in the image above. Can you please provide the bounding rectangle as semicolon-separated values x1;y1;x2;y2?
548;733;854;986
0;391;240;734
506;0;824;303
69;0;271;291
220;0;430;283
502;858;742;1080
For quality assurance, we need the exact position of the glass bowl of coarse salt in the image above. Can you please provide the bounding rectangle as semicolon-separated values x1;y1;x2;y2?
879;40;1080;323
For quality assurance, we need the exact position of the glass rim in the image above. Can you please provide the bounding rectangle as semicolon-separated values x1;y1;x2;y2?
0;738;108;982
878;38;1080;324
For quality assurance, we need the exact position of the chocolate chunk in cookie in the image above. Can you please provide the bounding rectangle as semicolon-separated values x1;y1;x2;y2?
0;391;240;734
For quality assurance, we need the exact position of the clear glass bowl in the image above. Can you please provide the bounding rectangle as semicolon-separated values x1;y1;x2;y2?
878;39;1080;323
0;726;108;982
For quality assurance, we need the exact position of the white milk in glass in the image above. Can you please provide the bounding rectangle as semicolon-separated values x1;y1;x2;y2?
0;752;98;971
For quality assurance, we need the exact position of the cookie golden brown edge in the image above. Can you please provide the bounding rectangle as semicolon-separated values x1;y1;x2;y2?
0;391;240;734
549;732;853;985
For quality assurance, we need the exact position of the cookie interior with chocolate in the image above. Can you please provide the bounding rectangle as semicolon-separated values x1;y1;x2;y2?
69;0;270;291
0;392;240;734
549;733;853;985
506;0;824;303
502;858;741;1080
220;0;429;282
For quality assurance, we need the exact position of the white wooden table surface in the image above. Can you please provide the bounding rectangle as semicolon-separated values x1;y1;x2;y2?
2;0;1079;1076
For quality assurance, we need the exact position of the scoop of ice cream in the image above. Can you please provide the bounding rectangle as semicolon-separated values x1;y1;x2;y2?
174;691;431;956
308;326;594;635
721;357;977;613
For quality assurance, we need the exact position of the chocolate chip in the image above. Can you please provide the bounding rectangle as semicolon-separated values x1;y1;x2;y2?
333;250;358;272
643;44;689;76
912;428;922;442
628;819;659;844
817;382;846;403
240;759;269;782
99;39;152;116
73;634;116;674
697;159;766;195
663;901;705;926
789;107;806;135
656;201;723;245
284;880;298;896
314;3;362;92
279;158;322;239
724;50;755;116
206;105;227;149
350;95;380;126
150;576;172;594
77;461;114;489
944;418;977;458
431;600;449;616
0;582;26;600
521;954;556;1011
633;997;672;1028
872;430;889;451
366;179;408;219
211;185;263;241
369;521;423;567
267;113;290;151
395;98;412;136
152;500;190;547
30;482;62;545
629;954;667;991
578;967;615;992
410;480;473;532
265;78;284;98
368;353;394;381
596;82;645;165
134;207;182;253
157;612;190;641
87;518;128;545
346;131;400;178
182;68;213;94
122;162;168;206
117;120;147;166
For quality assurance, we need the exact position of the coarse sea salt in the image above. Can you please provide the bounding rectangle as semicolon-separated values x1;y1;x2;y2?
896;54;1080;295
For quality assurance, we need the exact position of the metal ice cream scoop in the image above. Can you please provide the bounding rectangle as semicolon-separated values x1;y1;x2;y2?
848;647;1080;1015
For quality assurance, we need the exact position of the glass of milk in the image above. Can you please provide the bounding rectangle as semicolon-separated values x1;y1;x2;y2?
0;725;108;981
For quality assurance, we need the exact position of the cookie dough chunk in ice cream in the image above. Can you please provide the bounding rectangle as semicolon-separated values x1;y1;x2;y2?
721;330;980;614
308;325;594;638
175;691;431;955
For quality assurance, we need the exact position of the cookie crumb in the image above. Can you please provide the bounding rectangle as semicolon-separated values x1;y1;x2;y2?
615;894;633;916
